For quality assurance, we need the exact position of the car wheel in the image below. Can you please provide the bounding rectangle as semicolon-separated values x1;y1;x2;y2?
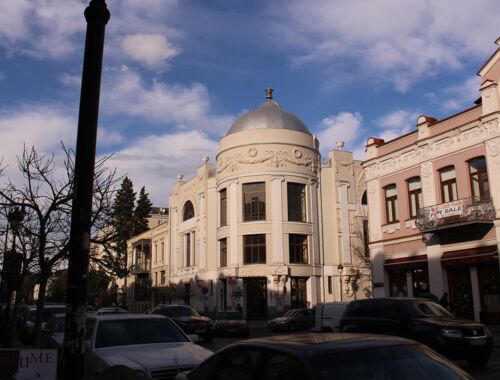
289;322;296;331
466;356;490;369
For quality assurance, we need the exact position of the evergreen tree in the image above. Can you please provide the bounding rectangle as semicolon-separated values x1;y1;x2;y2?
111;177;136;266
134;186;153;235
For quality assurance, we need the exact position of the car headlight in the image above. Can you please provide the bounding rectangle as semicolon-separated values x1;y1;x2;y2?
277;320;287;324
441;328;463;338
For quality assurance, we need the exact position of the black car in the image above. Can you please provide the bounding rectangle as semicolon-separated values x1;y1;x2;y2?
267;308;315;331
152;304;213;342
339;298;493;368
176;333;473;380
213;310;249;337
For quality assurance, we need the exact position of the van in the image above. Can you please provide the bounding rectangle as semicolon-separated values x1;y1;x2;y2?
314;302;349;332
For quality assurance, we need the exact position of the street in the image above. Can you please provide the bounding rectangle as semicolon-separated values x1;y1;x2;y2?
199;322;500;380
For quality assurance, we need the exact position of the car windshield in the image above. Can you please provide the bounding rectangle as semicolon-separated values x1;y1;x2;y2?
216;311;242;320
95;318;188;348
410;301;455;319
157;306;199;317
312;344;471;380
283;310;300;317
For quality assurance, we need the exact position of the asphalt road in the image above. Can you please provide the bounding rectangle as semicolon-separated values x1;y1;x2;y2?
199;323;500;380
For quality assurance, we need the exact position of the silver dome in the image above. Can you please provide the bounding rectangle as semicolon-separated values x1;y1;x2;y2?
226;90;312;136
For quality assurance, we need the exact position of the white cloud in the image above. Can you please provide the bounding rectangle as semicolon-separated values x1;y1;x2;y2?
278;0;500;91
122;33;180;70
376;110;419;141
315;112;363;155
100;67;235;136
97;128;124;147
106;130;217;205
440;77;481;112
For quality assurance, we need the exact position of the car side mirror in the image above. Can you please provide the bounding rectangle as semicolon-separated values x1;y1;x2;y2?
188;334;199;343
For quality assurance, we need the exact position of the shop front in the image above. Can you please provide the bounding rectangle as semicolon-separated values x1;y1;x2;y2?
384;255;430;298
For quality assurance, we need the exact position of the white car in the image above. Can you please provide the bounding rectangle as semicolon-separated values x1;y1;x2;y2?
84;314;213;379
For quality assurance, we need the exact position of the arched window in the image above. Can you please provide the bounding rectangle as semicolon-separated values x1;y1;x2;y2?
361;191;367;205
183;201;194;221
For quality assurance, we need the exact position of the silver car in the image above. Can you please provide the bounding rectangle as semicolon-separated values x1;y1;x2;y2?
84;314;213;379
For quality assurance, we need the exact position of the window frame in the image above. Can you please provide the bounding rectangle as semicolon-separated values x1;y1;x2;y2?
243;234;266;264
384;184;399;224
288;234;308;264
182;201;195;221
468;156;490;201
407;176;423;218
439;166;457;203
243;182;266;222
287;182;306;222
220;188;227;226
219;238;227;268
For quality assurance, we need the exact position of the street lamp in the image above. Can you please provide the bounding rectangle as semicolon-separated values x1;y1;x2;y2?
337;264;344;302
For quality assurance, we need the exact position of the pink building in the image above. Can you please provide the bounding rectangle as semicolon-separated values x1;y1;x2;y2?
363;39;500;323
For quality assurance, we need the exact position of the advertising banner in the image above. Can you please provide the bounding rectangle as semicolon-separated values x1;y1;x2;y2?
428;200;464;220
0;349;57;380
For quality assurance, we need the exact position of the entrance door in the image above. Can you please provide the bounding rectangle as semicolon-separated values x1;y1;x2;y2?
245;277;267;320
447;267;474;320
291;277;308;309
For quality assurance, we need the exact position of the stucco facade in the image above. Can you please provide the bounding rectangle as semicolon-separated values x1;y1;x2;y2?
126;91;369;317
363;39;500;323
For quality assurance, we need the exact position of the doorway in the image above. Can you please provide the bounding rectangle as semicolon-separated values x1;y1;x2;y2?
447;267;474;320
291;277;308;309
244;277;267;320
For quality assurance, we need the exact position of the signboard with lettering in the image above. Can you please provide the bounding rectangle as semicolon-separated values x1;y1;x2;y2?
428;200;464;220
0;349;57;380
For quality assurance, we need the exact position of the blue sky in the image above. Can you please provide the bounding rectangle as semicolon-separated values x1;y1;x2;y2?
0;0;499;205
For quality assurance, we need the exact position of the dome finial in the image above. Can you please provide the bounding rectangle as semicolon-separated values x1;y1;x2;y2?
265;87;273;100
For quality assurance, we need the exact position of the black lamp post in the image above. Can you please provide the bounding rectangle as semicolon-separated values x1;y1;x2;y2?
337;264;344;302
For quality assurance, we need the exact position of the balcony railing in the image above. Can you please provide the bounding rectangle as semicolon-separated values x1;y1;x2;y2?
415;197;496;232
131;260;151;274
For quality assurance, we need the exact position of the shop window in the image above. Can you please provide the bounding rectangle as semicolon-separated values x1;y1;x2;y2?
243;182;266;221
412;267;429;297
243;234;266;264
287;182;306;222
289;234;308;264
407;177;423;218
220;188;227;226
384;184;398;223
468;157;490;201
388;268;407;297
439;166;457;203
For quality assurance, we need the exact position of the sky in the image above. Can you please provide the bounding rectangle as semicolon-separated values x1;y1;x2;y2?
0;0;499;206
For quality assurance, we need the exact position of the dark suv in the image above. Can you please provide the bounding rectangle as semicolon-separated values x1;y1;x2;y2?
152;304;213;341
339;298;493;368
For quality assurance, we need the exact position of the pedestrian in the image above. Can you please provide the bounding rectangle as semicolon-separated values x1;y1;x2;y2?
439;292;450;310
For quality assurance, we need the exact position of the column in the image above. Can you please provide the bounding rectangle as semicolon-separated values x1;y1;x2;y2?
271;176;284;264
370;242;385;298
190;231;195;267
199;192;206;269
309;179;320;265
229;181;239;266
485;135;500;273
339;182;351;264
425;233;444;297
470;267;481;322
406;270;413;297
170;207;178;273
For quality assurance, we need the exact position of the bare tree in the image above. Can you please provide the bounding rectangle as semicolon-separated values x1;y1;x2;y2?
0;144;122;346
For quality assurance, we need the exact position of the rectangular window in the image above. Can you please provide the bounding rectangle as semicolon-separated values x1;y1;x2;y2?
186;233;191;267
289;234;308;264
220;188;227;226
469;157;490;201
160;270;166;285
327;276;333;294
287;182;306;222
154;244;158;262
219;238;227;267
384;184;398;223
243;182;266;221
243;234;266;264
440;166;457;203
161;242;164;262
407;177;423;218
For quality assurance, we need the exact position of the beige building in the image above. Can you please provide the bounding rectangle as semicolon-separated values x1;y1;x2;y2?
363;39;500;324
126;89;369;317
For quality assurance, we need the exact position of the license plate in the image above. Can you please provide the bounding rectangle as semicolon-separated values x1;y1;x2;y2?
470;338;486;346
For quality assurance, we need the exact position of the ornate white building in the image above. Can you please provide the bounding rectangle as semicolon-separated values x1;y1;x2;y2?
126;89;369;317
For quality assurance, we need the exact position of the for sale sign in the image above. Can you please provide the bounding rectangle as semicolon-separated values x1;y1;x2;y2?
428;200;464;220
0;349;57;380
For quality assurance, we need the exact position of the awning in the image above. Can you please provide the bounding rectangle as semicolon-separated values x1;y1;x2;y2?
441;245;498;267
384;254;428;270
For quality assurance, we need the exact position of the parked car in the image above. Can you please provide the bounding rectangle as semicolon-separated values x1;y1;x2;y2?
41;313;66;350
176;333;473;380
19;304;66;344
339;298;493;368
84;314;213;379
314;302;348;332
267;308;315;331
95;307;129;315
213;310;249;337
152;304;213;342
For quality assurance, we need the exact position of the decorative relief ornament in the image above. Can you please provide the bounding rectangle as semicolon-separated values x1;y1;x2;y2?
486;138;500;158
421;162;432;178
367;181;377;194
248;148;258;157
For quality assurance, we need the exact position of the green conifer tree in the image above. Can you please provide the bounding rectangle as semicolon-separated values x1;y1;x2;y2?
134;186;153;235
111;177;136;266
